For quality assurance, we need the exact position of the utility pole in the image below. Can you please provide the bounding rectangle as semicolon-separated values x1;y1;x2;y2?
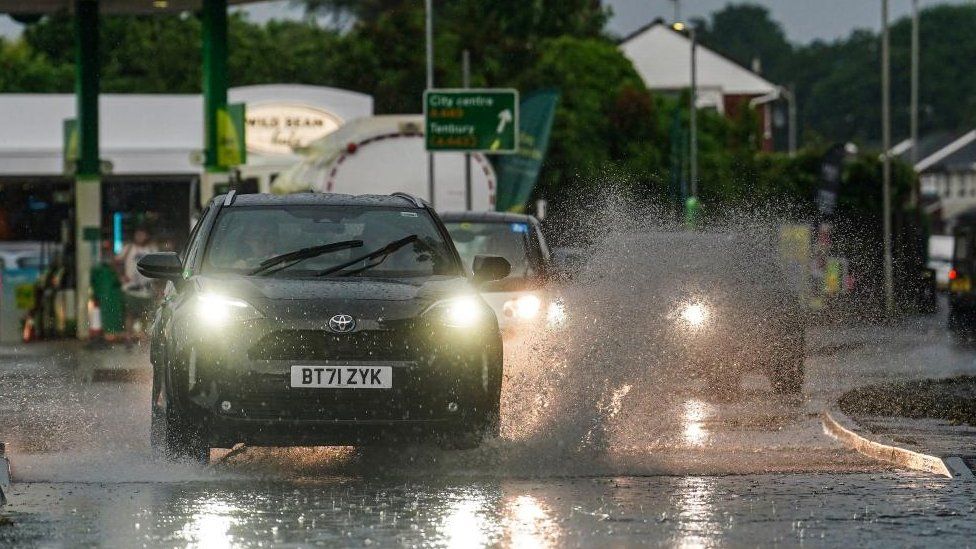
910;0;920;204
425;0;435;207
882;0;895;316
462;49;472;211
670;0;681;23
786;85;797;157
910;0;919;165
689;25;698;198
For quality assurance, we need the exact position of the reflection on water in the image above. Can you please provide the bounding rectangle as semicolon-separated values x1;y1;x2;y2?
182;499;239;549
439;490;493;547
504;495;559;548
682;399;710;447
10;472;976;547
431;487;564;548
675;476;718;549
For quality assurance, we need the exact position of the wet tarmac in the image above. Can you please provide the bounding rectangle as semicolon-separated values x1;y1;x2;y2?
2;303;976;546
4;473;975;547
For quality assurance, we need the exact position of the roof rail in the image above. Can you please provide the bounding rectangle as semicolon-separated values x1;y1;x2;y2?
223;189;237;207
391;192;425;208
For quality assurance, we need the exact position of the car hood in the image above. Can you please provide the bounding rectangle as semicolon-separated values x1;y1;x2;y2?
193;274;473;320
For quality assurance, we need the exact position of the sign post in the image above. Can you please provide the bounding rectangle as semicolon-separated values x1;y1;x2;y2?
424;89;519;153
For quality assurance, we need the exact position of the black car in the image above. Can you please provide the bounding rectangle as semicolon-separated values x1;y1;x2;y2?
138;192;511;462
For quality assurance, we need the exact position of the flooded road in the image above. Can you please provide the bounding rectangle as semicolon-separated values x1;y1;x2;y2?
2;303;976;546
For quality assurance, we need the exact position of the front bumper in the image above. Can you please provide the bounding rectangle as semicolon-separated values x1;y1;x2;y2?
174;316;502;447
668;317;802;371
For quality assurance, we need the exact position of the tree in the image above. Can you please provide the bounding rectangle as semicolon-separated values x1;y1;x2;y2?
13;12;345;94
517;36;666;201
0;37;70;92
298;0;608;111
696;4;792;78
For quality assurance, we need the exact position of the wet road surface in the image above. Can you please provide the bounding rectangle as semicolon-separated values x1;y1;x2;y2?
2;305;976;546
5;473;975;547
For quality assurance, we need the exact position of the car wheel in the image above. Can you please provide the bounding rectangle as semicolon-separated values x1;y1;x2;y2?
769;334;804;395
151;360;209;464
160;402;210;464
440;404;499;451
440;421;490;451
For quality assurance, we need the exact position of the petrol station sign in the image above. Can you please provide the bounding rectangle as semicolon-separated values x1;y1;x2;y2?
424;89;519;153
245;102;344;156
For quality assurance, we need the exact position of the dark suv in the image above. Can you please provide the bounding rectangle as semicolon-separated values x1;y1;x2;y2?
138;192;510;462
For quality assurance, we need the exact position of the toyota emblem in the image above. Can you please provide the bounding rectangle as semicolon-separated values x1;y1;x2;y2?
328;314;356;333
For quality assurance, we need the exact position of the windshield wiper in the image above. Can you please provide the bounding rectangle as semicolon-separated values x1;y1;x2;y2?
248;240;363;276
312;235;419;278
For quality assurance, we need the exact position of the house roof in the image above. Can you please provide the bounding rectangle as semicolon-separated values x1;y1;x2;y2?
619;22;780;97
916;130;976;173
892;132;963;168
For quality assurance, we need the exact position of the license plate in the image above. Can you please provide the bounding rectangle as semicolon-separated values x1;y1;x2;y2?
290;366;392;389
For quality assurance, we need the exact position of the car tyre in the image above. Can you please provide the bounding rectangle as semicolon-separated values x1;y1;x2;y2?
155;403;209;464
441;421;489;451
769;333;804;395
150;363;209;464
440;404;499;451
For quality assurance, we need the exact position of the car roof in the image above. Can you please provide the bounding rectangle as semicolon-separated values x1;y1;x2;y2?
217;192;426;209
439;211;537;224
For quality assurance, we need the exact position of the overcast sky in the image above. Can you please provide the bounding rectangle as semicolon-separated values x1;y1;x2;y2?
1;1;973;44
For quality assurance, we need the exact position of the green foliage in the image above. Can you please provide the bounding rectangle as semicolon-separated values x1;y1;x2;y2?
695;4;792;78
14;12;344;93
698;3;976;145
517;36;666;200
0;37;71;92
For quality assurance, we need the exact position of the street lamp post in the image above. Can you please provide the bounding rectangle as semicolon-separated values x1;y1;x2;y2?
689;25;698;199
881;0;895;316
425;0;435;207
673;21;698;200
781;85;797;157
910;0;920;206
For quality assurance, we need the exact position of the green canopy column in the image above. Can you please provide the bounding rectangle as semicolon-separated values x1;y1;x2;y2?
74;0;101;338
200;0;230;205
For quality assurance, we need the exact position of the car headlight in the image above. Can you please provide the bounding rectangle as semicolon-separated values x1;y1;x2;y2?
430;296;489;328
679;302;709;328
196;293;263;327
504;294;543;321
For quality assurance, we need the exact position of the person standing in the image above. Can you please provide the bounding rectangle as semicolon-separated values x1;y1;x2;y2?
116;227;157;341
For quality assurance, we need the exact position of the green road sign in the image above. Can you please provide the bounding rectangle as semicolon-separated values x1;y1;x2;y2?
424;89;519;153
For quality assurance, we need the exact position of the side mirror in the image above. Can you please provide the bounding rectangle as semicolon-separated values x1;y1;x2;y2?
137;252;183;281
472;255;511;283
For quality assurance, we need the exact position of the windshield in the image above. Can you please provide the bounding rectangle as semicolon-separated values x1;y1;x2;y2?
445;221;539;278
203;205;459;278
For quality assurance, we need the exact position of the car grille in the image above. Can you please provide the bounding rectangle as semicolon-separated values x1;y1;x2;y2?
248;329;422;362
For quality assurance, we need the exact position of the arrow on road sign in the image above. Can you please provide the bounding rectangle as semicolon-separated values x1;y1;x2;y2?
496;109;513;134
